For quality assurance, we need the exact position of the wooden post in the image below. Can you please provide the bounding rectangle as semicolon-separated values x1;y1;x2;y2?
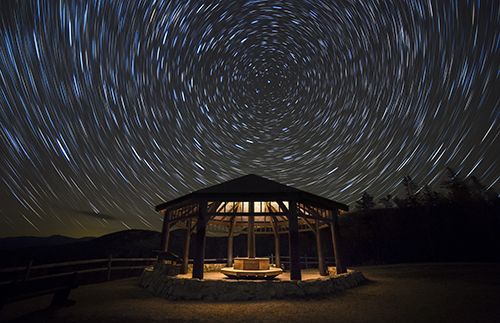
227;216;235;267
23;260;33;281
159;211;171;253
182;219;192;274
330;210;347;274
288;201;302;280
248;201;255;258
273;220;281;269
107;255;112;281
192;201;207;279
248;214;256;258
316;220;328;276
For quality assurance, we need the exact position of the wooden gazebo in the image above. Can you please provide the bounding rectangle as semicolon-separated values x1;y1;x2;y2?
155;174;348;280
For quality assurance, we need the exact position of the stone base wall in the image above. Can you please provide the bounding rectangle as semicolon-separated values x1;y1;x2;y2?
139;265;366;301
185;263;226;273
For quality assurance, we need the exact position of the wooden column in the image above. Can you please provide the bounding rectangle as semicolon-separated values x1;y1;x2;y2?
273;217;281;268
248;201;256;258
159;211;170;252
288;201;302;280
248;215;256;258
227;216;236;267
316;220;328;276
192;201;207;279
182;219;192;274
330;210;347;274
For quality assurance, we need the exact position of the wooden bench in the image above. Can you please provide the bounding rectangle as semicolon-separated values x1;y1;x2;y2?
0;272;79;311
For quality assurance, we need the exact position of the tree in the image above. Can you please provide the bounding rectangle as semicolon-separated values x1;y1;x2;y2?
441;167;472;203
402;175;418;198
356;191;376;211
421;185;443;209
469;176;499;207
402;175;421;207
378;194;393;208
393;196;405;209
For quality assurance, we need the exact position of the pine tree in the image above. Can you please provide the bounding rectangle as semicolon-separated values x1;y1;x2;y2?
356;191;376;211
378;194;393;208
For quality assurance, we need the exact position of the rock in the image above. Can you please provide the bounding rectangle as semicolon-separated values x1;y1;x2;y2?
255;288;271;300
283;281;305;297
140;265;364;300
219;290;251;301
334;279;345;291
325;279;335;293
182;279;203;300
201;280;218;298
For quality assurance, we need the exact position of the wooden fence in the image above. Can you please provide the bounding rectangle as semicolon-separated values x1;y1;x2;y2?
0;254;333;310
0;256;156;310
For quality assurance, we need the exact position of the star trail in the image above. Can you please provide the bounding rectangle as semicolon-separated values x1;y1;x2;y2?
1;0;499;238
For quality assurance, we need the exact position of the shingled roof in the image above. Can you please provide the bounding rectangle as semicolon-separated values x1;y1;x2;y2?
155;174;348;211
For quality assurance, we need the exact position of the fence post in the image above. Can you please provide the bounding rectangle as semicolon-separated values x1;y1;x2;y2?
23;260;33;281
107;255;113;281
304;254;308;269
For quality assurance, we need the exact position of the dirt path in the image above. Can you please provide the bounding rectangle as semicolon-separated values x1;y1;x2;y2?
2;263;500;323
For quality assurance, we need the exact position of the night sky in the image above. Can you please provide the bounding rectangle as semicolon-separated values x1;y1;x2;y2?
1;0;499;238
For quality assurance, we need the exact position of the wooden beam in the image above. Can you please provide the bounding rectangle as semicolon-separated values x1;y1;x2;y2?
207;201;222;213
277;200;289;213
298;203;335;224
269;215;278;235
301;216;317;234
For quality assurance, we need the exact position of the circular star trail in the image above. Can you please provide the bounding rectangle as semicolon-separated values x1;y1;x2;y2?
1;0;499;237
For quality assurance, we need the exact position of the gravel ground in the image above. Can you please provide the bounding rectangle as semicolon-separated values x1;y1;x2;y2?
2;263;500;323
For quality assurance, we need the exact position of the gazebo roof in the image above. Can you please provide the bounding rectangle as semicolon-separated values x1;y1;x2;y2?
156;174;348;212
155;175;349;280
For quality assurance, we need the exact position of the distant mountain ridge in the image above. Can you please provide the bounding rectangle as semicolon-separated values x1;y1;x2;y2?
0;230;163;268
0;235;95;251
0;229;275;269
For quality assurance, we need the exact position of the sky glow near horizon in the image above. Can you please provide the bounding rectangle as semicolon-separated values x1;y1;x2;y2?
1;0;499;238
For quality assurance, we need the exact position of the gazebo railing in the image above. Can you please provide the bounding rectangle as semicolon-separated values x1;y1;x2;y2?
187;255;336;269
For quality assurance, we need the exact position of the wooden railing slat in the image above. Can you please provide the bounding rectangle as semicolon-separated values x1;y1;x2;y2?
32;258;109;269
0;266;28;274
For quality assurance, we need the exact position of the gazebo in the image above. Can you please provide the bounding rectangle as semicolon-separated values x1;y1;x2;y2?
155;174;348;280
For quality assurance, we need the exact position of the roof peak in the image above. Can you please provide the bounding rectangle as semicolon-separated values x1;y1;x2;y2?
197;174;300;195
155;174;348;212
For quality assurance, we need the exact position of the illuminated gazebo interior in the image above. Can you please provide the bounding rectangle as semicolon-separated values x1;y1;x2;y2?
156;174;348;280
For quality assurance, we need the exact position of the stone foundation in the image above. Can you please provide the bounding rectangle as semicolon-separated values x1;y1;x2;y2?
139;264;366;301
185;263;226;273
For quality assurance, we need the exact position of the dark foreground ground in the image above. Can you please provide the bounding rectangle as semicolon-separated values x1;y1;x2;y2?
2;263;500;323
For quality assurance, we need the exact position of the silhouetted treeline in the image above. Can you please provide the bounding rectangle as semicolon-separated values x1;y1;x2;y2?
341;168;500;265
